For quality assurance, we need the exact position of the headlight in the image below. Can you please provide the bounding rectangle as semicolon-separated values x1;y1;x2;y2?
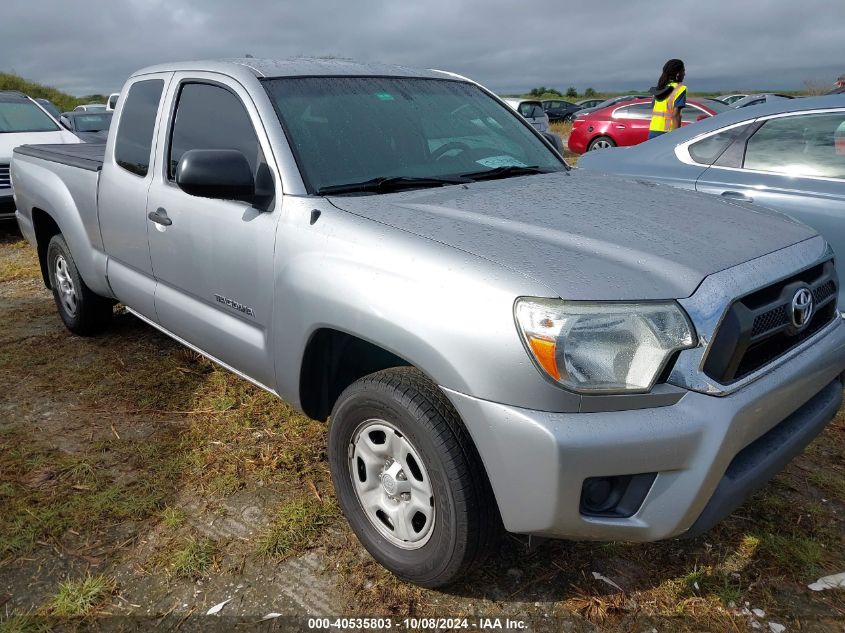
515;298;695;394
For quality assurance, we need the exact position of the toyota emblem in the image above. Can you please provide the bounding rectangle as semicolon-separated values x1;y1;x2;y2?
790;287;814;329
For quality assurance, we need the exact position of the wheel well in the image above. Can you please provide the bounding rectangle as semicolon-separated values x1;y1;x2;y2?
31;208;61;288
299;329;412;421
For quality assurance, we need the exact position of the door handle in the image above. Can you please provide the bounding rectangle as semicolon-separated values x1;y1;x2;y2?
721;191;753;203
615;124;626;129
148;208;172;226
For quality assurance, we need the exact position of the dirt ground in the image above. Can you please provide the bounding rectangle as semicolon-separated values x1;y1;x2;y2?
1;223;844;632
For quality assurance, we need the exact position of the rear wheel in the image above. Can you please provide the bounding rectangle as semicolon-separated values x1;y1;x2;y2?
328;367;501;587
46;234;113;335
587;136;616;151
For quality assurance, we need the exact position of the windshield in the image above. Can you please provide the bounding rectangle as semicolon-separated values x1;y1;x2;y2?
74;112;112;132
263;77;565;194
0;99;60;133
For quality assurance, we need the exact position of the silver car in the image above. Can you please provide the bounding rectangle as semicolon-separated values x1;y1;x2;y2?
502;98;550;133
578;94;845;304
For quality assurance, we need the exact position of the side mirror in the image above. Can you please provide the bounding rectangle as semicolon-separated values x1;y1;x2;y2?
541;131;564;154
175;149;257;204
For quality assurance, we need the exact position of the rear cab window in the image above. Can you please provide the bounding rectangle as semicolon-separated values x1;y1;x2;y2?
114;79;165;176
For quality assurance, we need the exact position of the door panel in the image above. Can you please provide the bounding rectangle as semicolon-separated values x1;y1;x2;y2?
146;74;281;388
612;103;652;146
98;74;170;319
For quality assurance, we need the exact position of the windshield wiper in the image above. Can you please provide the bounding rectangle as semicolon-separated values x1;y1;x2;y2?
317;175;469;196
458;165;555;182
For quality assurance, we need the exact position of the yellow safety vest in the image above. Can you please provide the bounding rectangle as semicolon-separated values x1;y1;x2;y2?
649;82;687;133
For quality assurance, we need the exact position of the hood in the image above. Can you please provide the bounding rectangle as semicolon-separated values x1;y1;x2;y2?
0;129;78;160
329;171;816;301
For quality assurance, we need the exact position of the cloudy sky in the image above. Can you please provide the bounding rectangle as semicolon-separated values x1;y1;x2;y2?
2;0;844;96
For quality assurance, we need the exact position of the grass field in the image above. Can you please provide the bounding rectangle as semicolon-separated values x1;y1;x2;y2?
0;226;843;631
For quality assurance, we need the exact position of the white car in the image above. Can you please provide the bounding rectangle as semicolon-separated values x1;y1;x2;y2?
73;103;107;112
106;93;119;111
502;98;550;133
0;91;79;220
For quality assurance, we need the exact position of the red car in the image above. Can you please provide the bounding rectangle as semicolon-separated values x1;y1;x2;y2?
567;97;730;154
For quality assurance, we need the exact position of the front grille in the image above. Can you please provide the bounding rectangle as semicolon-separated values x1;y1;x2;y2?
0;196;15;216
704;260;838;383
0;164;10;189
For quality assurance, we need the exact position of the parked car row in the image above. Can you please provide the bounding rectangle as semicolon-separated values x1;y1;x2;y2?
0;89;119;220
0;91;80;220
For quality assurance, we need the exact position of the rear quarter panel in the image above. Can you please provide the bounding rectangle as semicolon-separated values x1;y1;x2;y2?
11;153;112;297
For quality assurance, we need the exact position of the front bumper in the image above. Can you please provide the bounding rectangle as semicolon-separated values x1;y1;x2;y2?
443;316;845;541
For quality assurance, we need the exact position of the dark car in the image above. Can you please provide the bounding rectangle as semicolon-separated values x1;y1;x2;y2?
574;94;647;117
59;111;112;143
576;98;604;109
541;99;581;123
35;98;62;120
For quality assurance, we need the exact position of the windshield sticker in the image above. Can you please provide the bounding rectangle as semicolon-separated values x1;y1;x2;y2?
374;92;395;101
475;155;527;168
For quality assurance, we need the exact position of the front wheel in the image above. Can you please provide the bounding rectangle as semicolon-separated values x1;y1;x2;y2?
587;136;616;151
46;234;113;336
328;367;501;587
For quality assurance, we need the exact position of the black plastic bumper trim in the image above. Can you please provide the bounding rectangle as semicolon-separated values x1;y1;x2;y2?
684;377;842;538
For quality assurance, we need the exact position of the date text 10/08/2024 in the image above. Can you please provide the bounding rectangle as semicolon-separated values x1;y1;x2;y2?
307;618;528;630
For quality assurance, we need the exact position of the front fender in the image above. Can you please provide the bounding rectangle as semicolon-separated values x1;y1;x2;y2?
272;199;582;413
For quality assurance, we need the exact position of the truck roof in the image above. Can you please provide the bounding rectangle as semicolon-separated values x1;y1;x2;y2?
0;91;31;103
131;57;454;82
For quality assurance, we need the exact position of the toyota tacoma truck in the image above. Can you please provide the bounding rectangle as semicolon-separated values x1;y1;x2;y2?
10;58;845;588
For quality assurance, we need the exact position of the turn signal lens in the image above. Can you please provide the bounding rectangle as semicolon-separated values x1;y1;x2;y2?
527;337;561;380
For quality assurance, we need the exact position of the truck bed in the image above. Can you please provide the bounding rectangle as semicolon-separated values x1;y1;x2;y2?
13;143;105;172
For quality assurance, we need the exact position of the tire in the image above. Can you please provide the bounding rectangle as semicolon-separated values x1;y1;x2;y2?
46;234;113;335
587;136;616;151
328;367;501;587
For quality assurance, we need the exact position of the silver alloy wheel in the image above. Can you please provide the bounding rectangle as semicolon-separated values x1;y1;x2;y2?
349;419;435;549
590;138;613;150
54;255;78;316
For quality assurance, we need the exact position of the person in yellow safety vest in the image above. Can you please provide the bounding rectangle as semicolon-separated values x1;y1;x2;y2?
648;59;687;139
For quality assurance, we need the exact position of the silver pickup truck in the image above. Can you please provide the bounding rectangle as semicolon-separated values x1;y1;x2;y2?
11;58;845;588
